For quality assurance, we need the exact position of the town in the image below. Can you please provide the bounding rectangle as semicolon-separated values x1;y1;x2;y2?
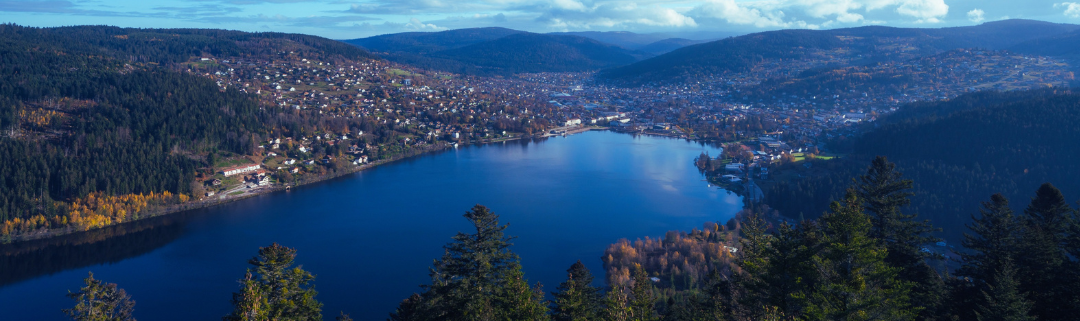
187;46;1074;200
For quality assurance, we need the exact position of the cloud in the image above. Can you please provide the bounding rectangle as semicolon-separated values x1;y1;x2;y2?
536;2;698;30
404;17;447;31
0;0;138;16
194;13;377;28
893;0;949;23
152;4;244;18
967;8;984;23
693;0;797;28
690;0;949;29
345;0;495;15
1056;2;1080;18
218;0;331;4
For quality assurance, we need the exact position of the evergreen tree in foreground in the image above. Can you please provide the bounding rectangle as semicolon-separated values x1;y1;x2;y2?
495;261;549;321
601;284;632;321
974;260;1034;321
552;260;603;321
854;156;945;319
1015;183;1076;321
803;191;916;321
959;194;1020;284
64;272;136;321
629;268;659;321
224;243;322;321
391;204;546;321
731;210;770;320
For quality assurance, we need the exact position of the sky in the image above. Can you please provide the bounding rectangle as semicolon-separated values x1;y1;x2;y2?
1;0;1080;39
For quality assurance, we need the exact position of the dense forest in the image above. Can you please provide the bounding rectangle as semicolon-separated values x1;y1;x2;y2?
61;161;1080;320
345;29;646;76
599;19;1080;84
766;89;1080;241
0;24;378;240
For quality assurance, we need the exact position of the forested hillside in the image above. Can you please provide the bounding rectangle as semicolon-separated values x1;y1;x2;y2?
344;27;523;54
637;38;705;55
0;24;373;240
344;29;645;76
600;19;1080;84
1010;28;1080;58
765;89;1080;241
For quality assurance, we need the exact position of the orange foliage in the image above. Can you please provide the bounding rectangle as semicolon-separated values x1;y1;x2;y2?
602;222;737;291
1;191;189;239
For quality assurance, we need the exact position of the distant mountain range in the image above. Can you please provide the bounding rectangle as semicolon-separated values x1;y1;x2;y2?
635;38;709;55
344;28;656;76
599;19;1080;84
346;19;1080;81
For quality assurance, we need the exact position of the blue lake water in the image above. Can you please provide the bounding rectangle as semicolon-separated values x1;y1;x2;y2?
0;131;741;320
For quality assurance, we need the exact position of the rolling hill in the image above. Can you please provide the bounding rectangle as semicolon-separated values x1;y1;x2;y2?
1009;28;1080;58
549;31;667;49
344;27;523;54
636;38;707;55
0;24;377;241
765;89;1080;242
343;28;647;76
599;19;1080;84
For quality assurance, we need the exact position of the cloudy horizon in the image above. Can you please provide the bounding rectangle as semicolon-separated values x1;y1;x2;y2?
1;0;1079;39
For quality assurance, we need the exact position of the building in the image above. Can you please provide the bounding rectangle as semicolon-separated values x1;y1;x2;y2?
221;164;261;177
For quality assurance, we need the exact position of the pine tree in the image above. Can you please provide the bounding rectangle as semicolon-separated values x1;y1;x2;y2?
335;312;353;321
974;260;1035;321
63;272;136;321
732;210;770;319
602;285;632;321
629;268;659;321
394;205;529;321
494;262;548;321
666;269;728;321
388;293;425;321
1015;183;1075;320
224;243;322;321
553;260;603;321
958;194;1020;286
225;271;269;321
803;192;916;321
853;156;943;319
698;269;731;320
763;221;821;317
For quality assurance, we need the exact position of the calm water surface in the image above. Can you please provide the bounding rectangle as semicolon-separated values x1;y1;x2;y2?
0;131;741;320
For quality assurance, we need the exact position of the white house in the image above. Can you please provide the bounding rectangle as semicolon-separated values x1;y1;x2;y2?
221;164;261;177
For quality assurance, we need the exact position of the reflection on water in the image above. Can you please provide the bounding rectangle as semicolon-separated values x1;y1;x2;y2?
0;131;740;321
0;209;196;286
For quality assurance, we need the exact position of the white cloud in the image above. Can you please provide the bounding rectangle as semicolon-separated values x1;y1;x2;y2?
694;0;799;28
691;0;948;29
404;17;447;31
550;0;587;11
893;0;949;23
967;8;984;23
1056;2;1080;18
537;2;698;30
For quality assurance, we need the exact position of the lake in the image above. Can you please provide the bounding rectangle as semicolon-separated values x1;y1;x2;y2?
0;131;742;320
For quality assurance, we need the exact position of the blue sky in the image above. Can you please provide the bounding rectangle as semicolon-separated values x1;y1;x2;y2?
1;0;1079;39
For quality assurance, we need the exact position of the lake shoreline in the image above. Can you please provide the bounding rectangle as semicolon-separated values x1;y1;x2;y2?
4;128;606;246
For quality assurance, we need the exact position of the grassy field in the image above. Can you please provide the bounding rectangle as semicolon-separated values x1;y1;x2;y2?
214;157;254;169
386;68;413;76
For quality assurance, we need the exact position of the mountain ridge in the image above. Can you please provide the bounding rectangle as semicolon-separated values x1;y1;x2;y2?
599;19;1080;84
